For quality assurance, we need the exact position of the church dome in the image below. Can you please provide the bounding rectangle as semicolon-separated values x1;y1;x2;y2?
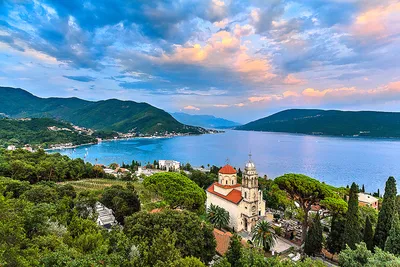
219;164;237;174
245;161;255;169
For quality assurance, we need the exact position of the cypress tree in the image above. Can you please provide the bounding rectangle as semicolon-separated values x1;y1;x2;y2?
344;182;361;249
361;184;365;193
327;214;346;256
374;176;397;249
364;216;374;251
226;234;242;267
385;213;400;255
304;213;323;256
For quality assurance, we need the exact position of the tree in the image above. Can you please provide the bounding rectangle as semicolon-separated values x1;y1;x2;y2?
274;173;332;243
143;172;206;213
189;170;217;189
385;213;400;255
170;256;206;267
339;243;372;267
374;176;397;249
100;184;140;224
207;204;230;230
364;216;374;251
304;213;323;256
344;182;361;249
251;220;276;252
226;234;242;267
258;179;292;211
239;247;268;267
124;210;216;263
327;214;346;256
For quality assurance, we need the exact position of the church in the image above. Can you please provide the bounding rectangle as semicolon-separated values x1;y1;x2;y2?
206;158;266;232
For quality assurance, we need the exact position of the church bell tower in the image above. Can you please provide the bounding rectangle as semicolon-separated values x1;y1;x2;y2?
241;154;260;231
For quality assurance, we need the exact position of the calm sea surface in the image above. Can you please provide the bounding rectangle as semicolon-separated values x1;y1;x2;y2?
52;130;400;192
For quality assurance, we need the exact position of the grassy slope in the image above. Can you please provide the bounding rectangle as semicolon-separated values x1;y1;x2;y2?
237;109;400;137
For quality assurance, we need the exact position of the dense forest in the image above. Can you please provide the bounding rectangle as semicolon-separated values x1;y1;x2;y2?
237;109;400;138
0;118;96;149
0;87;205;135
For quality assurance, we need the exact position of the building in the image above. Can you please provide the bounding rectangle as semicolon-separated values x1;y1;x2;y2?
206;158;266;232
358;193;379;210
158;160;180;171
95;202;118;229
7;145;16;151
213;228;247;256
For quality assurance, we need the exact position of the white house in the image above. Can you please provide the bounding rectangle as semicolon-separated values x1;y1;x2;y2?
7;145;16;151
158;160;180;171
206;158;266;232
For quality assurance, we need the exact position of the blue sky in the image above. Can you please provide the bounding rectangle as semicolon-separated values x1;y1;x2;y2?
1;0;400;123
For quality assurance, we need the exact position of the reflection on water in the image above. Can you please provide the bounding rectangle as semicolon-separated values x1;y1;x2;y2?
51;130;400;192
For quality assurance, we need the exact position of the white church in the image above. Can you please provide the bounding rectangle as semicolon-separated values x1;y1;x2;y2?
206;158;266;232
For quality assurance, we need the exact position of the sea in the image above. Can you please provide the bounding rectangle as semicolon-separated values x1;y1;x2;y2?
50;130;400;193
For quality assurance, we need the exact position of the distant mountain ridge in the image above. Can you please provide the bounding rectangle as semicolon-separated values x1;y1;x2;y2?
0;87;204;135
171;112;241;129
237;109;400;138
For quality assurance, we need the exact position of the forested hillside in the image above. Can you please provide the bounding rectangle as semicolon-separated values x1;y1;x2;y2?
0;87;204;135
0;118;96;149
237;109;400;137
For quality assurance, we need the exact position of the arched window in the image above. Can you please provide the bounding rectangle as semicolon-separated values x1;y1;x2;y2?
226;180;227;185
245;192;247;198
232;180;234;185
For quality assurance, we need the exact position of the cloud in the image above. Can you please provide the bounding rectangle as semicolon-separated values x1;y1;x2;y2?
283;74;306;85
184;105;200;111
235;102;245;107
63;75;96;82
213;104;229;108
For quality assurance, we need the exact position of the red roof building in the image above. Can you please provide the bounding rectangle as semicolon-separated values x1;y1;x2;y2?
207;182;243;204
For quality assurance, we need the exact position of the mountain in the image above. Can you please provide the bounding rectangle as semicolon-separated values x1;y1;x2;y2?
171;112;241;129
237;109;400;138
0;118;96;148
0;87;204;135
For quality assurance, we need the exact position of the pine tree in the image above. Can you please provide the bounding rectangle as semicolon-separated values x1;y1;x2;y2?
327;214;346;256
385;213;400;255
226;234;242;267
344;182;361;249
304;213;323;256
364;216;374;251
374;176;397;249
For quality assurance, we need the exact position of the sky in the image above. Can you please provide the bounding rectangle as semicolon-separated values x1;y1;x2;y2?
1;0;400;123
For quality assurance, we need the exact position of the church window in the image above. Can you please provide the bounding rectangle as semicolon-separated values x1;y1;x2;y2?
245;192;247;198
232;180;234;185
225;180;227;185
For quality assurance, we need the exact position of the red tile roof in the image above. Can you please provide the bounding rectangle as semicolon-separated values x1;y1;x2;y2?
213;229;248;256
207;182;243;204
213;229;233;256
219;164;237;174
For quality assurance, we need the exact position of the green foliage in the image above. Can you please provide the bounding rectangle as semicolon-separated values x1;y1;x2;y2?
0;87;203;134
238;247;268;267
237;109;400;138
251;220;276;252
100;184;140;224
344;182;361;249
124;210;216;263
320;197;348;215
226;234;242;267
327;214;346;255
374;176;397;249
0;118;96;149
170;256;206;267
274;173;333;242
0;149;98;183
207;204;230;230
385;213;400;255
359;205;378;230
304;213;323;256
143;172;206;213
339;242;400;267
364;216;374;251
189;170;217;189
258;179;292;210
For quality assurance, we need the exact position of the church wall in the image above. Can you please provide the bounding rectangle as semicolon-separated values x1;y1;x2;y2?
206;191;244;232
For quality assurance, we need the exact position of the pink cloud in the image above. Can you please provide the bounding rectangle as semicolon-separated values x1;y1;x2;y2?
283;74;306;85
184;105;200;111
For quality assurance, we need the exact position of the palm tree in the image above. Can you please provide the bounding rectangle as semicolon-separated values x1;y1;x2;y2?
251;220;276;252
207;204;230;229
